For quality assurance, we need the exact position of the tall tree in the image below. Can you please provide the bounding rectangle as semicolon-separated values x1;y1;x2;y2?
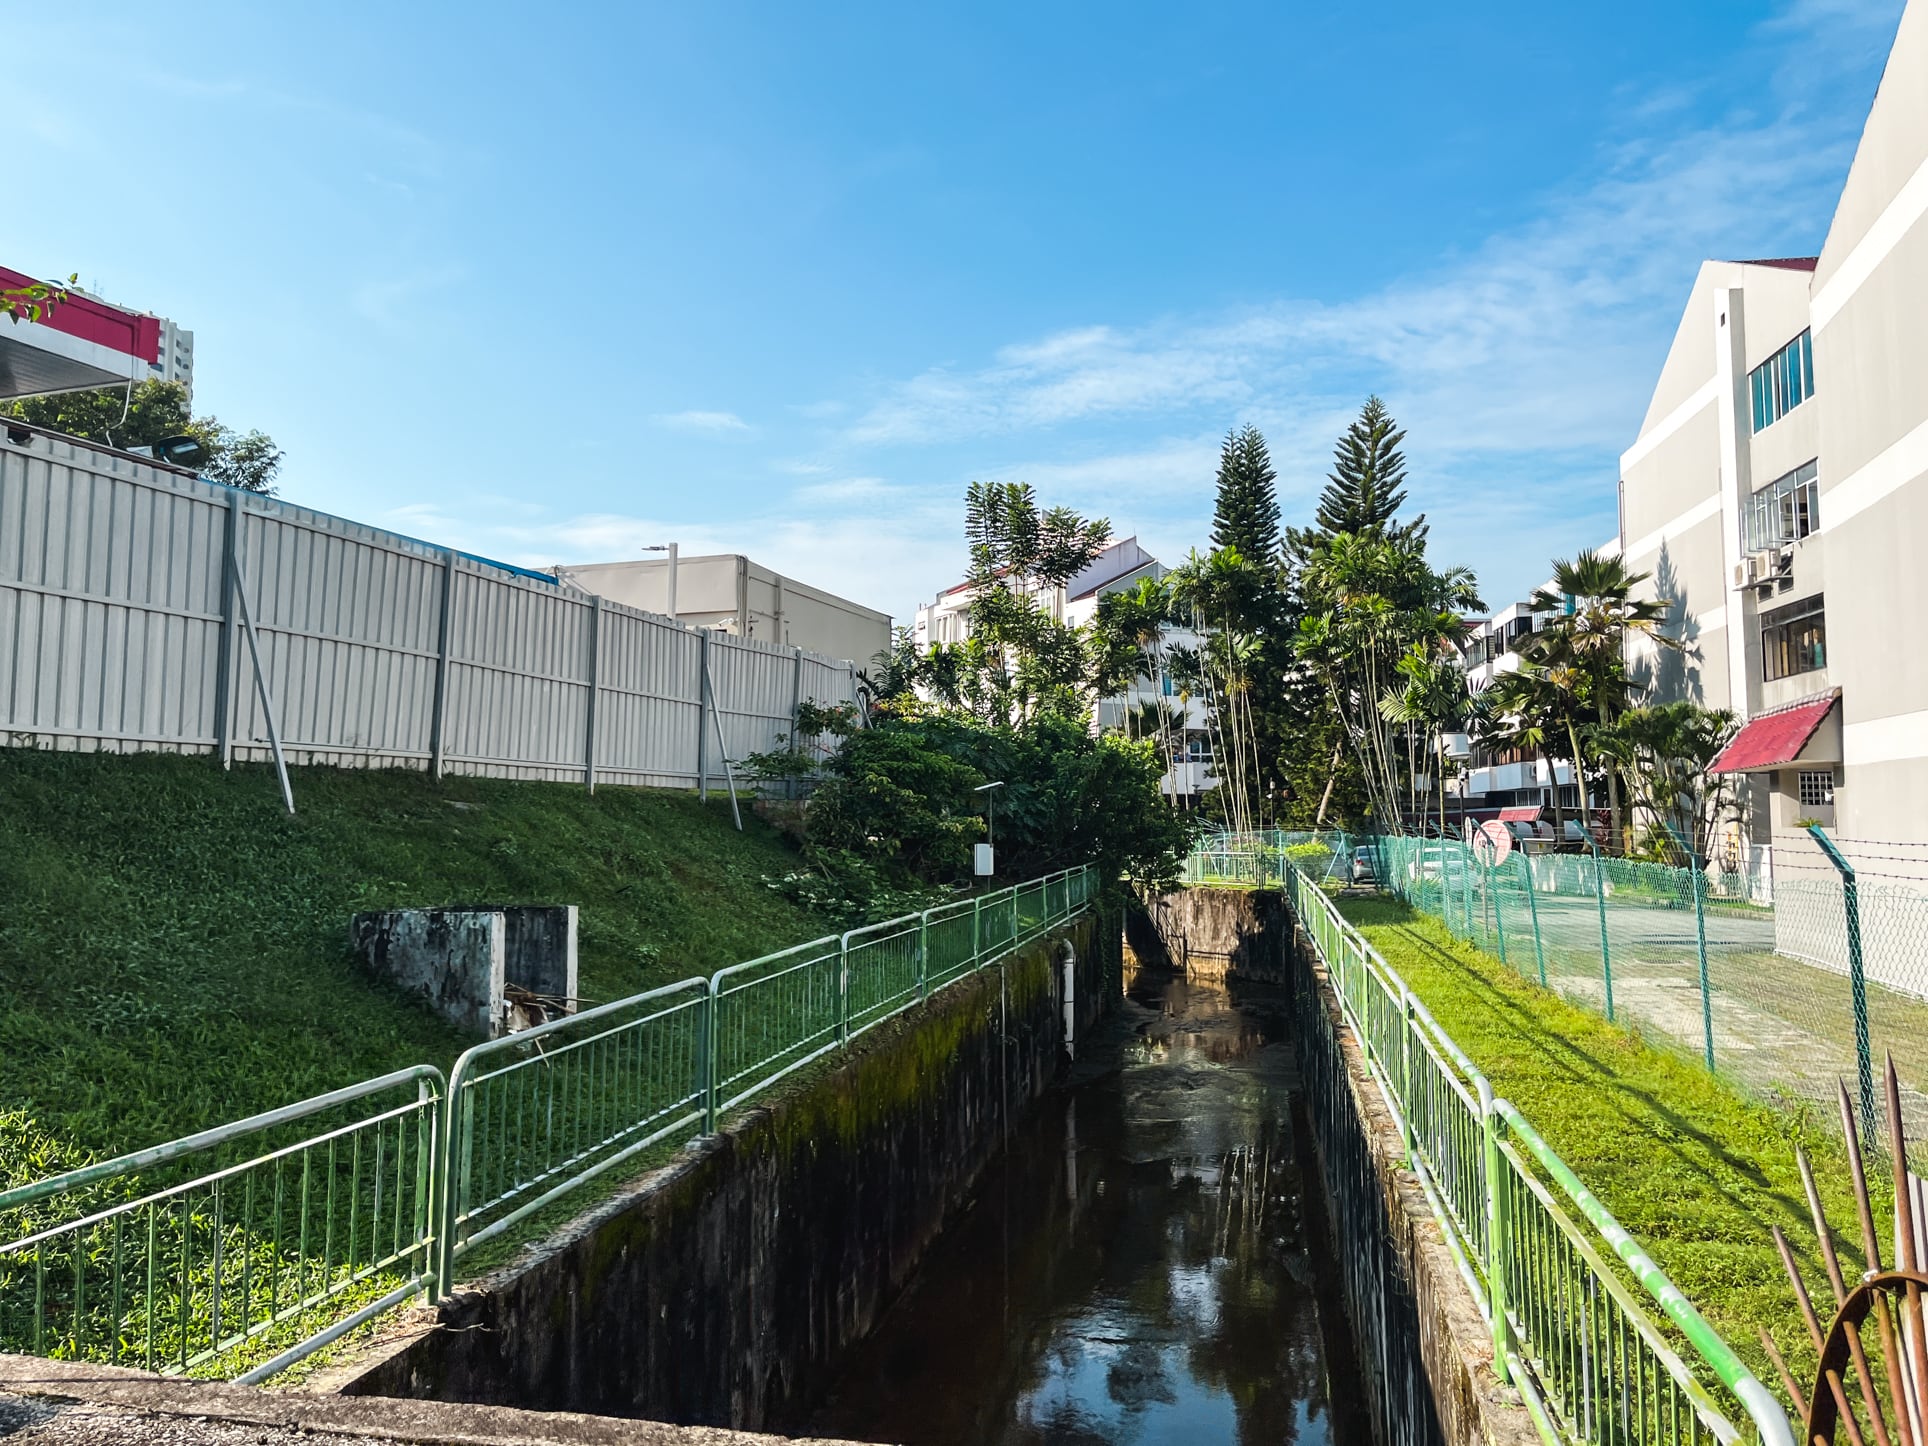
1208;425;1282;566
1313;396;1424;543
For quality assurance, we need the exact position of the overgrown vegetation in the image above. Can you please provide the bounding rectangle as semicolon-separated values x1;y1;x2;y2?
0;749;835;1159
1339;894;1877;1396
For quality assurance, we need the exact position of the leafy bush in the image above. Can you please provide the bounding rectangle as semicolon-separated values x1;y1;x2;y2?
793;712;1200;896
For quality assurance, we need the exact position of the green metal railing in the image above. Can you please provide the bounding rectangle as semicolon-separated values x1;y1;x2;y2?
4;865;1097;1384
0;1066;444;1386
434;863;1094;1313
1273;850;1794;1446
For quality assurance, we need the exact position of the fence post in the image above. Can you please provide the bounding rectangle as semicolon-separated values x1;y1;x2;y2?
1518;853;1546;987
430;550;457;779
416;1073;439;1300
972;895;982;967
838;930;852;1047
215;492;241;768
1487;852;1509;969
1587;838;1615;1023
1399;989;1417;1167
1480;1082;1512;1386
1460;841;1476;940
1807;824;1877;1141
1691;854;1714;1072
700;980;717;1134
696;631;711;803
1665;824;1716;1073
917;910;930;1002
583;596;602;793
1011;886;1020;947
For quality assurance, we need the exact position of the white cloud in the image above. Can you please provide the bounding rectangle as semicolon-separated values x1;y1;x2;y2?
652;410;752;433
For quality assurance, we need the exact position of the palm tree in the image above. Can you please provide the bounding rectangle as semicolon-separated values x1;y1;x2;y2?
1379;644;1473;837
1168;548;1272;834
1478;664;1579;843
1525;551;1677;851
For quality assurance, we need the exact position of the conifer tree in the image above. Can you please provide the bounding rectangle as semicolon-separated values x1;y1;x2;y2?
1312;396;1425;543
1208;424;1281;565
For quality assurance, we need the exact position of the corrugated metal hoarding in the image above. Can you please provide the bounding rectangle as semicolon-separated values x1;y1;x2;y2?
0;428;860;789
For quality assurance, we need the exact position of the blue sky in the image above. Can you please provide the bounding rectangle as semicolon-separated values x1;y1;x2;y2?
2;0;1906;625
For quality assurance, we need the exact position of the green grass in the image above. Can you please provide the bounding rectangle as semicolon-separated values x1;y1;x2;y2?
1337;894;1886;1399
0;748;837;1159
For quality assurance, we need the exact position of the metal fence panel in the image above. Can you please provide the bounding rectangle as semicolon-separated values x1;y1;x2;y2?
0;1066;443;1385
0;431;860;786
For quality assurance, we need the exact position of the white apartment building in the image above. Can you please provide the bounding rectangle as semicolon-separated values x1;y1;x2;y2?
147;317;195;399
1617;0;1928;856
912;537;1217;803
72;290;194;402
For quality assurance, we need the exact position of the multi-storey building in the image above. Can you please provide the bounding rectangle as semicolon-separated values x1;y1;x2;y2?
911;537;1217;804
1617;0;1928;856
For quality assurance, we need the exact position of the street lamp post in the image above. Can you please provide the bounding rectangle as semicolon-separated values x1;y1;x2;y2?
642;542;679;620
974;780;1005;877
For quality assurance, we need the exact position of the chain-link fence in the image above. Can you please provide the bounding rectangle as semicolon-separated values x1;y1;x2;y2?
1372;833;1928;1173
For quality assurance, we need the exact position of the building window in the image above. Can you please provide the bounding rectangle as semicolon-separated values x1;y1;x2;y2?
1749;329;1815;432
1762;595;1826;681
1797;770;1835;808
1746;460;1820;552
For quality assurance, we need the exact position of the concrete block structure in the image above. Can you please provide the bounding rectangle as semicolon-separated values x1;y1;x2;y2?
1616;0;1928;859
351;905;579;1038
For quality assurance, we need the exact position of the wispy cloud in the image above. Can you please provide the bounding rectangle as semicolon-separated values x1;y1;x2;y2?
652;409;752;434
821;0;1887;608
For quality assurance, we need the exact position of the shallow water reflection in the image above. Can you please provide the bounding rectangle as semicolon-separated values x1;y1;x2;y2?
799;974;1359;1446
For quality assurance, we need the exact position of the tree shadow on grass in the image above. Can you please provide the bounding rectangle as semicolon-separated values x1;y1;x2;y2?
1347;899;1832;1269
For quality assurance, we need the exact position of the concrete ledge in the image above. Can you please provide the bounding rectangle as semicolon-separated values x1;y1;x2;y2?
0;1356;870;1445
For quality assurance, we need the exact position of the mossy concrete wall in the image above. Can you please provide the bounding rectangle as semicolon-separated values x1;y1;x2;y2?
335;910;1118;1431
1127;886;1291;983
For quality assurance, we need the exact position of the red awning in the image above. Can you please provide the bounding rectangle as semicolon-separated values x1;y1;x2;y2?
1498;805;1543;823
1709;690;1840;774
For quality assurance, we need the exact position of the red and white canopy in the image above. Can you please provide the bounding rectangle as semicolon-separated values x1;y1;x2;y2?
0;267;158;400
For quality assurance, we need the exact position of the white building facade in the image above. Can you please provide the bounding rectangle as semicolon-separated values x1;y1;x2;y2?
1616;0;1928;857
912;537;1218;804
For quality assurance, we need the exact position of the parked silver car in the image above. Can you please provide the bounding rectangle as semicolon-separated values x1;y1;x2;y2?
1351;846;1376;884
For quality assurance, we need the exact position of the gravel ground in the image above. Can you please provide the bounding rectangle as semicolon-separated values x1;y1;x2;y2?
0;1392;415;1445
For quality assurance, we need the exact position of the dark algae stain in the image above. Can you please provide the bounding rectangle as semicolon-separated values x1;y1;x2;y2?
797;971;1365;1446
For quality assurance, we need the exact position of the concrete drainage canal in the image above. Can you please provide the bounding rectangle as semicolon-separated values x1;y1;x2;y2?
323;893;1517;1446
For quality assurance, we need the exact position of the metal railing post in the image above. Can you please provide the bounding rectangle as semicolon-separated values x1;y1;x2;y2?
1488;853;1509;969
838;930;852;1047
700;980;717;1134
1586;835;1615;1022
1518;853;1546;987
1480;1080;1512;1386
917;910;930;1001
1665;824;1716;1073
416;1074;439;1300
972;895;982;967
1399;989;1417;1167
1460;840;1476;940
1807;824;1877;1140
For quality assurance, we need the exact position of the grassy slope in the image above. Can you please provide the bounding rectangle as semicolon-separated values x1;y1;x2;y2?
1;749;834;1158
1337;895;1881;1395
